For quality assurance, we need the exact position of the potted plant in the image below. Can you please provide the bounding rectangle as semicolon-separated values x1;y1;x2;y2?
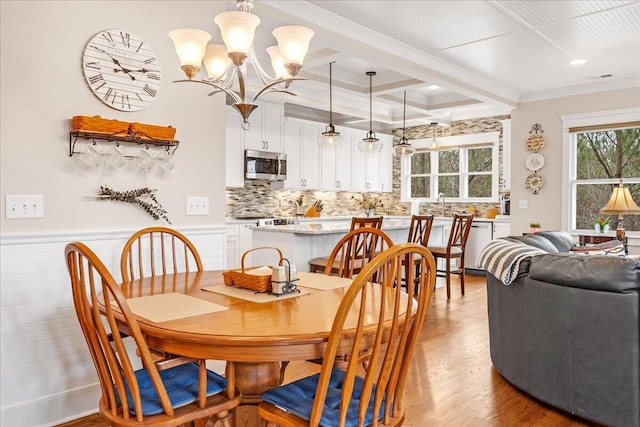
595;216;611;233
529;222;541;233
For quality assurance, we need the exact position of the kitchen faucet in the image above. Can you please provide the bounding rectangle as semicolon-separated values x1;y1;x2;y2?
438;193;445;217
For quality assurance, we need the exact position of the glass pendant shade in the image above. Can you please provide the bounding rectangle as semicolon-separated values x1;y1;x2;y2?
392;90;415;157
214;11;260;57
204;44;231;80
169;28;212;69
359;132;383;153
318;125;344;147
359;71;382;153
392;139;416;157
430;122;439;149
266;46;290;79
272;26;314;67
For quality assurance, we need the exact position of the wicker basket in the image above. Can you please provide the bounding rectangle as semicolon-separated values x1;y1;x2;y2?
129;122;176;140
223;247;283;293
71;116;129;135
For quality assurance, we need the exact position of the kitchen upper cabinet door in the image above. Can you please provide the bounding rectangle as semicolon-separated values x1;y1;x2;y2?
364;152;380;192
283;120;304;189
334;130;354;191
243;101;284;153
320;142;338;190
225;107;246;188
351;140;368;192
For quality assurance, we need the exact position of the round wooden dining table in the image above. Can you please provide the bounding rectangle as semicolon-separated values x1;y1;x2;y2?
117;270;411;427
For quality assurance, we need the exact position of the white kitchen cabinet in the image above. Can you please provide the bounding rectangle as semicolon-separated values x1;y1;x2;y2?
226;222;255;269
225;107;245;188
378;134;393;192
283;120;321;190
243;100;284;153
321;126;354;191
464;221;493;272
493;221;511;239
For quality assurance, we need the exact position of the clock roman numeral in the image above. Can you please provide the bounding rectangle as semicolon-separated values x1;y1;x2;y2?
121;94;130;109
136;93;143;102
147;73;160;81
88;74;104;85
136;41;144;53
120;31;130;48
143;84;157;97
144;57;156;64
85;61;100;70
102;32;113;42
104;87;114;102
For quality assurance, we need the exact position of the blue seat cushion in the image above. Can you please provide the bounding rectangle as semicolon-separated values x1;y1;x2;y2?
261;367;384;427
116;362;227;416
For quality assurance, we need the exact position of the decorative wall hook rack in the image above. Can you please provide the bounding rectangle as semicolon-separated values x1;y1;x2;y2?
69;130;179;157
528;123;544;135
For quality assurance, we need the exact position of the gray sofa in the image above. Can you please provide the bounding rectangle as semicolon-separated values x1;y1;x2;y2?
485;231;639;427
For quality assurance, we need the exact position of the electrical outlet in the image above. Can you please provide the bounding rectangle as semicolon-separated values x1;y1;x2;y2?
5;194;44;219
519;199;528;209
186;196;209;216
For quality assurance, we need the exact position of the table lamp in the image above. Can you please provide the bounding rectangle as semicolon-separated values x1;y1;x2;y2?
600;179;640;242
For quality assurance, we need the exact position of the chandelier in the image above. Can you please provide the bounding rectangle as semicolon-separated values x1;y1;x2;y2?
358;71;383;153
392;91;415;157
168;0;314;129
318;61;343;148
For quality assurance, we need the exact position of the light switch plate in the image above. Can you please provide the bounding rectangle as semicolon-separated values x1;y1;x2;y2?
5;194;44;219
186;196;209;216
519;199;528;209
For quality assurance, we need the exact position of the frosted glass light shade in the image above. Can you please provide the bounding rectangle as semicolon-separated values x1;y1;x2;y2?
266;46;290;79
272;26;314;65
204;44;231;80
168;28;212;67
359;134;383;153
214;11;260;55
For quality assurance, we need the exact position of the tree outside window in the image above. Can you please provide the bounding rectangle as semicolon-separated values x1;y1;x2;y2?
573;127;639;231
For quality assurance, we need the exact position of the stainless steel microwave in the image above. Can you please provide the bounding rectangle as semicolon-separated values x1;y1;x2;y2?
245;150;287;181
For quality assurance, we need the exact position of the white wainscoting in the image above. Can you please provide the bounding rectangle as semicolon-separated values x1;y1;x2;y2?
0;226;226;427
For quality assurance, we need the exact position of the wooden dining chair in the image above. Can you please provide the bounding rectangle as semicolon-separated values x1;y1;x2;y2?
258;243;437;427
65;242;239;427
322;227;393;279
403;214;435;292
309;216;384;274
121;227;203;282
427;213;474;298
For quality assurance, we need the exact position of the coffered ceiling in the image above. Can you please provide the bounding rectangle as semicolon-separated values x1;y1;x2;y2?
231;0;640;132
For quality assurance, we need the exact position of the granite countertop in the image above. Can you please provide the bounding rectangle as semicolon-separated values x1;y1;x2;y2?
252;218;447;235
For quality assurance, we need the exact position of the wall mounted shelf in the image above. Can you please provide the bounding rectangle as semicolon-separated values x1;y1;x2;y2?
68;130;179;157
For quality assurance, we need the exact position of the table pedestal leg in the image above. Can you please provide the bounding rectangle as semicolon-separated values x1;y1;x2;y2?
226;361;286;427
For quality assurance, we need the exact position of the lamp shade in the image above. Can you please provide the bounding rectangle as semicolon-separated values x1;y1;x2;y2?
600;180;640;214
272;26;314;66
203;44;231;80
318;125;344;147
168;28;212;67
266;46;290;79
214;10;260;55
359;133;383;153
392;140;416;157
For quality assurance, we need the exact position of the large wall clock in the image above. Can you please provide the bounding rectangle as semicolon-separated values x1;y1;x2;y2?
82;29;161;111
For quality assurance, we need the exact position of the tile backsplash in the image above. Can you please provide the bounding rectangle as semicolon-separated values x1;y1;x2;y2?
226;115;509;219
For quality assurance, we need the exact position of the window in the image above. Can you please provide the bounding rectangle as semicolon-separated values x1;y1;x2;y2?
401;132;499;202
569;127;639;231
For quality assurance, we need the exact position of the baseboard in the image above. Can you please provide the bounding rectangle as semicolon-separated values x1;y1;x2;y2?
1;383;101;427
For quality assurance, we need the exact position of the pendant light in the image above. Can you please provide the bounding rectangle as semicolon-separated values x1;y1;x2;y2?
392;91;416;157
318;61;343;147
358;71;383;153
430;122;439;149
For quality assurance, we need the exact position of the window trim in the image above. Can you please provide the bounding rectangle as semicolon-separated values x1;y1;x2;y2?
561;107;640;233
400;131;500;202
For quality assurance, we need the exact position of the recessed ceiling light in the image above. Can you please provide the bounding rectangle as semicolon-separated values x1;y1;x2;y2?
426;85;440;90
570;59;587;66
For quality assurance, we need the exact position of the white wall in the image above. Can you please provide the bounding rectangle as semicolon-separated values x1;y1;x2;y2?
1;2;229;425
509;88;640;235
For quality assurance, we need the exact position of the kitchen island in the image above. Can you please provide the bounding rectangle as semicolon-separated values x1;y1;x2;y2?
251;217;447;272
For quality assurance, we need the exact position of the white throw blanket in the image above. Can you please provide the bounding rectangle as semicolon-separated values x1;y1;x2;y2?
477;240;547;285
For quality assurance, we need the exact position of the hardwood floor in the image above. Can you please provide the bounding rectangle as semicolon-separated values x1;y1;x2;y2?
56;275;593;427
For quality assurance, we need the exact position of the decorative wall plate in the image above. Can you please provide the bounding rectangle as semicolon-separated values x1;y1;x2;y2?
525;173;544;194
525;153;545;171
526;134;545;152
